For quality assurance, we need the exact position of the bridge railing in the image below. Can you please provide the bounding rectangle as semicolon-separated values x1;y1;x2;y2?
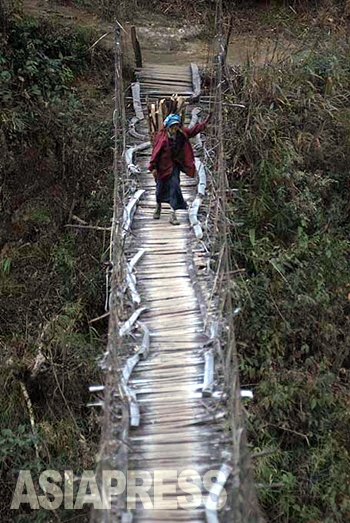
207;1;265;521
90;20;129;523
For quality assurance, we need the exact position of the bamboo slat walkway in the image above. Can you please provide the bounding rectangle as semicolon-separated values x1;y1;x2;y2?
91;15;263;523
125;64;225;522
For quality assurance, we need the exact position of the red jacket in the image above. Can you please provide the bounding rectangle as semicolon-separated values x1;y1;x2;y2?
148;122;207;180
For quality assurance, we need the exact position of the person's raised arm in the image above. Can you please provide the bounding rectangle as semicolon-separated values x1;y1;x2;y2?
183;113;211;138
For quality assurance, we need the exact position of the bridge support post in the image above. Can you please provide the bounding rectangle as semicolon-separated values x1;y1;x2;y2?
131;26;142;68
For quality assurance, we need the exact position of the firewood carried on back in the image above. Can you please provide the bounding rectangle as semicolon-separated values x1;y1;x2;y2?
147;101;157;144
159;99;167;122
147;94;186;143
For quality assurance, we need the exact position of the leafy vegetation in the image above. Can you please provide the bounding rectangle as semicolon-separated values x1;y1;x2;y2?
0;10;115;522
222;16;350;522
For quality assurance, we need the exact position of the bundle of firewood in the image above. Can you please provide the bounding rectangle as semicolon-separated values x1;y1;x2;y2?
147;94;185;144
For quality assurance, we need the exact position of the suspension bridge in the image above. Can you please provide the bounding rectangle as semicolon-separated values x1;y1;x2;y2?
90;3;264;522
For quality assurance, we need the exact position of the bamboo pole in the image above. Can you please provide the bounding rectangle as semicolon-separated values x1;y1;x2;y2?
223;14;234;66
205;1;264;521
131;26;142;68
91;17;128;523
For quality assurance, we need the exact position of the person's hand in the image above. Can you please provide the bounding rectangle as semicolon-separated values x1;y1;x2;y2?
203;113;211;126
152;169;157;180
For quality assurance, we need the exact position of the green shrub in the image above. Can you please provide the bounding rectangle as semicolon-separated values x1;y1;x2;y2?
223;36;350;521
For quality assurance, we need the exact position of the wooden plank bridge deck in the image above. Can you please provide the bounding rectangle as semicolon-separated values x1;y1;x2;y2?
125;64;225;522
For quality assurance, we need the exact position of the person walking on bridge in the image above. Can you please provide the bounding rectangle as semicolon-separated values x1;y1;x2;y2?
148;112;210;225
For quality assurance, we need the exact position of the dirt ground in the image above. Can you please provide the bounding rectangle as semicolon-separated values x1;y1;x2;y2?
22;0;303;67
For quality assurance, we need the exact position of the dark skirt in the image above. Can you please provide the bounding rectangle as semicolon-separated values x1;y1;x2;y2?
156;164;187;211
